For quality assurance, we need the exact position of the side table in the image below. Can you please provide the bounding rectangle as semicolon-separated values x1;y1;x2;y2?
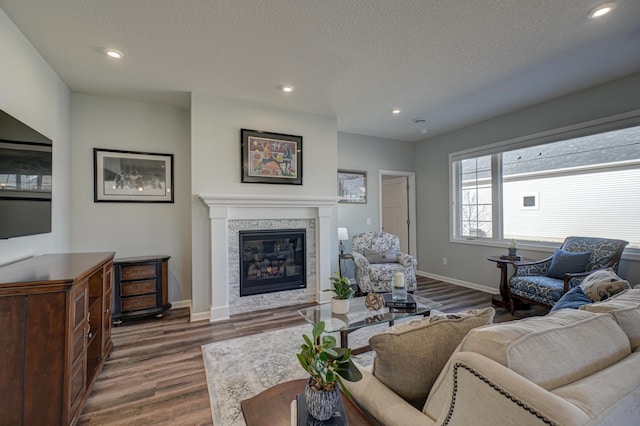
487;255;531;309
338;253;354;277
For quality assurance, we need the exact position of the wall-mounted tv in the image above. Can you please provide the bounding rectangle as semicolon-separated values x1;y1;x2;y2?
0;109;52;239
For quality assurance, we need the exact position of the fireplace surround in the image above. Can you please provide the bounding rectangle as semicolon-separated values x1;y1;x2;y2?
199;194;338;321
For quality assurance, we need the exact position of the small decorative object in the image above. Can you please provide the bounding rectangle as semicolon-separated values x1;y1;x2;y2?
337;227;349;255
324;272;355;314
241;128;302;185
94;148;174;202
392;271;407;301
508;239;518;257
364;292;384;310
296;321;362;420
338;169;367;203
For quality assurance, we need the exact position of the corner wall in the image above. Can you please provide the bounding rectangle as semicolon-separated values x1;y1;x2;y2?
416;72;640;292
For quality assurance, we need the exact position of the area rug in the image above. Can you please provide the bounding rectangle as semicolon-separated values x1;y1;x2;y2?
201;320;410;425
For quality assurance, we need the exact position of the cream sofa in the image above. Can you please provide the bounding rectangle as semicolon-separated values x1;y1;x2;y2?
346;289;640;426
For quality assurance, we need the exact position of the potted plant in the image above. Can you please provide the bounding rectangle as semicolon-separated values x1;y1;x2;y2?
324;272;355;314
508;239;518;256
296;321;362;420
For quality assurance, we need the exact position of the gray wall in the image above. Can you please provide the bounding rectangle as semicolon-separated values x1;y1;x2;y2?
416;72;640;291
70;94;192;304
337;132;416;263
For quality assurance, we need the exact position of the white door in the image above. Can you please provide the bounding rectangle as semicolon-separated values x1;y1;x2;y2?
382;176;409;252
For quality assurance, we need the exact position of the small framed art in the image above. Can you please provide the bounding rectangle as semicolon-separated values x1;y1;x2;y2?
94;148;174;203
241;128;303;185
338;169;367;203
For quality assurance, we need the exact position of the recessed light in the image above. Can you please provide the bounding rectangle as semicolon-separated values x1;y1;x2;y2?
589;3;615;19
391;109;401;114
104;48;124;59
280;85;294;93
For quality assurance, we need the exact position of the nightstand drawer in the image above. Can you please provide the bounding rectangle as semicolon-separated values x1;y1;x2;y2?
121;264;156;280
121;295;157;312
121;279;157;296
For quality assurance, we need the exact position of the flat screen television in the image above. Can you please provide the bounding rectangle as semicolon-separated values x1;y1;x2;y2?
0;109;52;239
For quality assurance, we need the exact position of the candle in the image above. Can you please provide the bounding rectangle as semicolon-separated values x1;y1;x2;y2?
394;272;404;288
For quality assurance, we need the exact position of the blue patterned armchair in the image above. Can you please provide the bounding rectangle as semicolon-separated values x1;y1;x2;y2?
351;231;417;293
508;236;628;311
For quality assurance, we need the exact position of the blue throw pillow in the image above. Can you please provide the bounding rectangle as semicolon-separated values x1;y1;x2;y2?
547;249;591;279
550;286;592;312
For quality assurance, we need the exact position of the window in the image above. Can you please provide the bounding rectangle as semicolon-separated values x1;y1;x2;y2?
451;112;640;249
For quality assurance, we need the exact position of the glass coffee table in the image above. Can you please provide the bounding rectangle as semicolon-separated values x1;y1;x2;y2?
298;294;442;354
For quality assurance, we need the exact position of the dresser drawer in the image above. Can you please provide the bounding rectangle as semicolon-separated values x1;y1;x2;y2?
121;294;157;312
121;279;157;296
121;264;156;281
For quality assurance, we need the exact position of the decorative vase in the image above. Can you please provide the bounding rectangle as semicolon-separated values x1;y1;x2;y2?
331;298;350;314
304;377;341;421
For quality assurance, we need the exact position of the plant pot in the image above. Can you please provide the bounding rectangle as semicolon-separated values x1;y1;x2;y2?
508;247;518;256
304;377;341;421
331;298;350;314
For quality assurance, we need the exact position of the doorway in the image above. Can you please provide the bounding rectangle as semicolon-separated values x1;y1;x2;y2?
379;170;417;256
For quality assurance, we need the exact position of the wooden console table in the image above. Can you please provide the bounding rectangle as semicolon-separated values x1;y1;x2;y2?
241;379;371;426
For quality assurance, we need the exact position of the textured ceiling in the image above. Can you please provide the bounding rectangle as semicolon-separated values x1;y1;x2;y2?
2;0;640;141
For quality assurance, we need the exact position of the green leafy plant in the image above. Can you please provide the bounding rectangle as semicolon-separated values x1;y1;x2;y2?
296;321;362;397
324;272;355;300
509;239;518;248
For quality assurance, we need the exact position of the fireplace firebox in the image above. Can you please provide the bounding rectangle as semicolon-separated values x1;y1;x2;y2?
239;229;306;296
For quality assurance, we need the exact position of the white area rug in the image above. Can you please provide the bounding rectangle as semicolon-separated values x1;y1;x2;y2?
201;321;406;425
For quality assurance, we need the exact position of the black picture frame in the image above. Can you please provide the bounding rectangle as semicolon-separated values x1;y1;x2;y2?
93;148;174;203
338;169;367;203
241;128;303;185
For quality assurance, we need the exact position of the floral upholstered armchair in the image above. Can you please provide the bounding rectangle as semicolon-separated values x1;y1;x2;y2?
508;236;628;311
351;231;417;294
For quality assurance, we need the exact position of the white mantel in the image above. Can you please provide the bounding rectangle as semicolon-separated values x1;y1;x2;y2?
199;194;339;321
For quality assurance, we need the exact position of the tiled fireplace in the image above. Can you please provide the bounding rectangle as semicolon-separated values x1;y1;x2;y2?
199;194;338;321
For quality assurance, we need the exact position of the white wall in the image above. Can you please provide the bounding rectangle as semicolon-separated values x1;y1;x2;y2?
0;9;71;265
70;94;192;304
190;94;338;317
337;132;416;254
416;72;640;292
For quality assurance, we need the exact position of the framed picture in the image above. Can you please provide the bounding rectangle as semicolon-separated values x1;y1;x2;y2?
338;169;366;203
241;128;302;185
94;148;174;203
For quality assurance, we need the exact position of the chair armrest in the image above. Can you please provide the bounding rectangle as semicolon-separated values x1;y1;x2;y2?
343;365;435;426
352;252;370;269
397;252;417;268
513;256;553;276
431;352;590;426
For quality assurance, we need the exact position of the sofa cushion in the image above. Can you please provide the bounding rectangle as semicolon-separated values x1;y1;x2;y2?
456;309;630;390
581;289;640;351
549;285;592;312
369;307;494;409
579;268;630;302
547;249;591;279
363;248;398;264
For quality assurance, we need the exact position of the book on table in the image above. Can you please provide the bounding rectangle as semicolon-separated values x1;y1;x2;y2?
292;393;348;426
382;292;417;310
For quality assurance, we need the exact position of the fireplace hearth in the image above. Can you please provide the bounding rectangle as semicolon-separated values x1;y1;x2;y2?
239;229;306;296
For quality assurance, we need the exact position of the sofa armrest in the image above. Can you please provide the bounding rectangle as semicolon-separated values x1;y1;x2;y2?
429;352;590;426
343;365;435;426
397;252;417;268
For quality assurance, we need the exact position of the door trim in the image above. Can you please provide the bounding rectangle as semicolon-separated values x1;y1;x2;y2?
379;170;417;257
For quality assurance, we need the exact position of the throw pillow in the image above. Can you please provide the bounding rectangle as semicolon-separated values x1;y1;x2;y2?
550;286;592;312
369;307;494;409
580;268;630;302
363;248;398;264
546;249;591;279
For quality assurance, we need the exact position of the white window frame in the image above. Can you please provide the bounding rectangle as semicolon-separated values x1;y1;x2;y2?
449;109;640;257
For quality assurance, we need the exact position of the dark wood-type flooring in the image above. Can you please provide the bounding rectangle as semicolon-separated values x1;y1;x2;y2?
78;276;547;425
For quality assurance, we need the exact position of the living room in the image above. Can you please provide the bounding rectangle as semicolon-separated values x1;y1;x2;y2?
2;1;640;424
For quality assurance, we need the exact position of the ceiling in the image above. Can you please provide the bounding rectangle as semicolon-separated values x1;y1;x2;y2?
2;0;640;142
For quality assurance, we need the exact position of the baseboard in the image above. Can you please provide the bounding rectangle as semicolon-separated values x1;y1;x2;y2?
190;311;211;322
170;299;191;310
416;270;499;295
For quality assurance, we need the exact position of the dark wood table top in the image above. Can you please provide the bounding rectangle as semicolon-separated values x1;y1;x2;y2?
240;378;371;426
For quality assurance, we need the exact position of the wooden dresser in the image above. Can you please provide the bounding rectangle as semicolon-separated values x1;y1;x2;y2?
112;255;171;324
0;252;115;426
